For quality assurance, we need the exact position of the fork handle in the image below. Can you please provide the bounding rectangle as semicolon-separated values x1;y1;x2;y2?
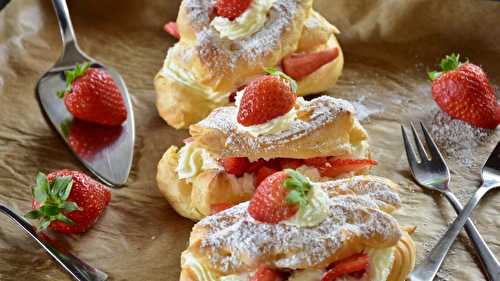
445;191;500;281
409;187;498;281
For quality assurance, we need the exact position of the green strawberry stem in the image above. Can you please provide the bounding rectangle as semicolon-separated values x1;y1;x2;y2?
264;67;299;93
57;62;91;98
428;53;467;81
25;172;80;231
283;169;312;209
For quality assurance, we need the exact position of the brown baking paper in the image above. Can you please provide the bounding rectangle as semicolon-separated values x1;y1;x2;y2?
0;0;499;280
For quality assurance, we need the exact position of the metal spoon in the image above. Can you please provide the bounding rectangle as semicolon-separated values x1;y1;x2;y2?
0;203;107;281
36;0;135;187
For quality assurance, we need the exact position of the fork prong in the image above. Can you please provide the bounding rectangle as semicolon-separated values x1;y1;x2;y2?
401;125;419;166
419;121;446;164
410;122;430;161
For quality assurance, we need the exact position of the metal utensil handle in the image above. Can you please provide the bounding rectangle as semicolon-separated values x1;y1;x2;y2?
409;187;493;281
445;191;500;281
0;204;107;281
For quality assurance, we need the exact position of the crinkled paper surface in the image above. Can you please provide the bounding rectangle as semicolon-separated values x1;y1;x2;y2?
0;0;499;280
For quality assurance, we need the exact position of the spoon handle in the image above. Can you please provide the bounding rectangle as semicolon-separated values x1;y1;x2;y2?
51;0;90;68
0;203;107;281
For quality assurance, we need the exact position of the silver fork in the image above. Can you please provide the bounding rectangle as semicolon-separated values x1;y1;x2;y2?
402;122;500;281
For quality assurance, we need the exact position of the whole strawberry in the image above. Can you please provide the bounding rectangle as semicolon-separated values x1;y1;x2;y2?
215;0;252;20
58;63;127;126
237;68;297;126
25;170;111;233
429;54;500;129
248;169;311;224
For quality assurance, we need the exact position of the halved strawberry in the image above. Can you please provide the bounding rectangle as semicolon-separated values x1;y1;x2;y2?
248;170;311;224
164;22;180;39
429;54;500;129
237;72;296;126
210;203;235;214
282;48;339;80
222;157;251;177
255;166;278;186
215;0;252;21
250;265;283;281
278;158;303;170
321;254;369;281
319;159;377;178
303;157;329;168
248;159;266;173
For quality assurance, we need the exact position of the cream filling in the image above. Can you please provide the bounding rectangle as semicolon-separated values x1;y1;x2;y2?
160;46;228;103
182;245;395;281
235;90;299;137
282;183;330;227
176;143;222;182
211;0;276;40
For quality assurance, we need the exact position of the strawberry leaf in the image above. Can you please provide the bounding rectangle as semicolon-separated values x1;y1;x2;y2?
63;201;80;212
428;53;463;81
283;169;312;209
60;119;72;139
427;71;442;81
51;176;72;199
25;209;43;219
55;213;75;225
33;172;49;203
40;204;61;217
39;217;52;231
57;62;91;97
264;67;298;93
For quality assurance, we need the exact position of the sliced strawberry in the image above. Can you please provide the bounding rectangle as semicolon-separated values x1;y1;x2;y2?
429;54;500;129
319;159;377;178
215;0;252;21
183;137;194;144
250;265;283;281
248;159;266;173
255;166;278;186
303;157;329;168
210;203;235;214
282;48;339;80
278;158;303;170
163;21;180;39
321;254;369;281
237;75;296;126
249;170;311;224
222;157;251;177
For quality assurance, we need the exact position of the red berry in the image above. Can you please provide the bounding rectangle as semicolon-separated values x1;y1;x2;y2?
278;158;303;170
62;64;127;126
322;254;369;281
237;76;296;126
210;203;235;214
282;48;339;80
250;265;284;281
28;170;111;234
215;0;252;21
255;166;278;186
430;54;500;129
222;157;251;177
248;171;298;223
303;157;329;168
164;21;180;39
247;159;266;173
318;159;377;178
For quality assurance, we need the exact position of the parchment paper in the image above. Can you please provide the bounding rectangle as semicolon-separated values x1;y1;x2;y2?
0;1;499;280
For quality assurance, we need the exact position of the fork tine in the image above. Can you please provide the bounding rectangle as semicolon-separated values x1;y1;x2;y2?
410;122;430;161
419;121;446;164
401;125;419;166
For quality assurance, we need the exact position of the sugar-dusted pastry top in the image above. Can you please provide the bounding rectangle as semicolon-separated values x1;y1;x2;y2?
188;176;402;274
190;96;368;160
180;0;307;73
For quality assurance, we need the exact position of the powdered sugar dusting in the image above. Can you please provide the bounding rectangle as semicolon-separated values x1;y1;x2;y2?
191;176;402;273
351;96;384;121
430;110;497;168
197;96;356;156
183;0;299;73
